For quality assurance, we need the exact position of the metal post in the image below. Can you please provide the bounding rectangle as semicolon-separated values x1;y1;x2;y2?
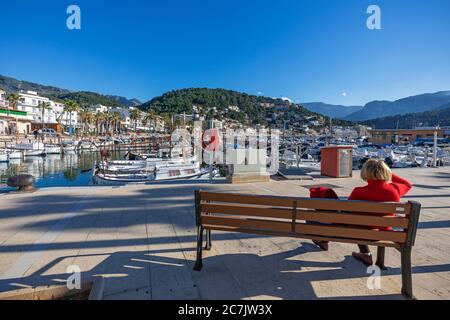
433;130;438;167
400;245;414;299
194;226;204;271
205;229;212;250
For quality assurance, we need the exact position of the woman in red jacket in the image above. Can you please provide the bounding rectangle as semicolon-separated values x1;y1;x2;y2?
349;159;413;267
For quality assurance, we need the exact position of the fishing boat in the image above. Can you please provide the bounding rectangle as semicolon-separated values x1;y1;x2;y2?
0;150;8;162
24;149;46;157
62;144;76;152
45;144;62;154
12;142;45;157
92;161;209;185
7;150;22;160
77;141;98;151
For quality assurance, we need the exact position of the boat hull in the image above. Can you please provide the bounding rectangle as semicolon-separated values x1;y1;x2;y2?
8;151;22;159
25;150;45;157
92;169;209;185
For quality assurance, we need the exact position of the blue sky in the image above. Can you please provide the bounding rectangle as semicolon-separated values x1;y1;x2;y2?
0;0;449;105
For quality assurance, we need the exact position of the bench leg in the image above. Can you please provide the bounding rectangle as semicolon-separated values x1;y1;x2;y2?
193;226;204;271
205;229;212;250
376;247;387;270
401;246;415;299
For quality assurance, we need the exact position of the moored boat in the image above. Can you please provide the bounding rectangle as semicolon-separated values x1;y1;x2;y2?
45;144;62;154
62;145;76;152
0;150;8;162
7;150;22;159
92;158;208;185
12;142;46;157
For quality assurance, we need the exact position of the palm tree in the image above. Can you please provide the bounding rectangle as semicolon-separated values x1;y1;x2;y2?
78;104;90;135
130;108;142;133
85;110;94;135
111;112;123;134
64;100;79;135
144;109;157;133
161;113;172;133
5;93;24;134
102;111;113;134
94;112;105;135
5;93;23;110
38;101;52;130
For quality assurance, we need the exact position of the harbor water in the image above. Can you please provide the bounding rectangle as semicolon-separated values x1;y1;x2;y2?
0;150;126;191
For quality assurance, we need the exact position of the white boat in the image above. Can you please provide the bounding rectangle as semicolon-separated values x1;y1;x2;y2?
93;159;208;185
12;142;45;157
93;166;209;185
97;160;148;172
7;150;22;159
78;141;98;151
63;145;76;152
97;158;201;173
45;144;62;154
24;149;45;157
0;151;8;162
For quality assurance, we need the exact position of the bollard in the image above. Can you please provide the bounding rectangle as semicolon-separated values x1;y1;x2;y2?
7;174;36;192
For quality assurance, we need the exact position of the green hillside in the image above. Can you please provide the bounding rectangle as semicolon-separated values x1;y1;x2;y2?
0;74;140;107
47;91;126;107
140;88;353;127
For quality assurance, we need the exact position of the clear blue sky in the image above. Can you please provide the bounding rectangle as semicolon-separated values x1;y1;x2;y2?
1;0;449;105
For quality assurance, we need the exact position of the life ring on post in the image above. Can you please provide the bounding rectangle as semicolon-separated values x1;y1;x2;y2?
202;129;220;152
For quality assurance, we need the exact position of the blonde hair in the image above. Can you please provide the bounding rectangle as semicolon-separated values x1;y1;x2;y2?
360;159;392;182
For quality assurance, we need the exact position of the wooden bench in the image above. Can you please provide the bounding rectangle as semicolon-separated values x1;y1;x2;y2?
193;190;421;299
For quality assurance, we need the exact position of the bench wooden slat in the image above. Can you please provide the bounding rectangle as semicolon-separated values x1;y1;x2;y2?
200;192;294;207
201;225;401;248
296;224;406;243
201;216;292;233
297;199;412;215
297;211;409;229
201;216;407;243
201;204;409;229
201;203;293;219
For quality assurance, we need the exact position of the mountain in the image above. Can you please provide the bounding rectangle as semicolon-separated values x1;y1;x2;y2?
345;91;450;121
105;95;142;107
0;74;70;96
139;88;353;127
362;102;450;129
0;74;139;108
50;92;130;108
302;102;363;119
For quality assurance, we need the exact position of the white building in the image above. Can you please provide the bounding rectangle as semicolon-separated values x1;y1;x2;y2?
0;89;33;134
0;89;7;108
109;107;132;129
90;104;110;114
54;102;78;130
17;91;78;131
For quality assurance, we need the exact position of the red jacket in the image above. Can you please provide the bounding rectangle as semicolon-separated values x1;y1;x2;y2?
310;187;339;199
348;174;412;202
